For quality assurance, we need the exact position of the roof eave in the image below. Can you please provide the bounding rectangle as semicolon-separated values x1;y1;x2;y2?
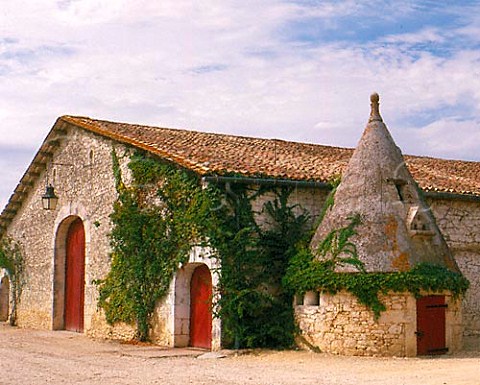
0;117;67;238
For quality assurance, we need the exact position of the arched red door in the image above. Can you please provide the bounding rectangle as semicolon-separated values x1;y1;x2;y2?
190;265;212;349
64;218;85;332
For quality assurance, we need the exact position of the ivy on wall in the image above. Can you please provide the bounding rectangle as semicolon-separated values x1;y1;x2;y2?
96;150;214;341
97;150;311;346
209;185;310;348
284;249;470;318
0;237;25;326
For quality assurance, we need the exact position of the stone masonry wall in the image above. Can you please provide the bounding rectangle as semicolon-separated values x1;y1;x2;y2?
6;126;130;336
295;291;462;356
251;186;329;230
428;197;480;345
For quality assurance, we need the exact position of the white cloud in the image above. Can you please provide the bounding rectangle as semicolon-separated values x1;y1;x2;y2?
1;1;480;208
413;118;480;160
381;27;445;45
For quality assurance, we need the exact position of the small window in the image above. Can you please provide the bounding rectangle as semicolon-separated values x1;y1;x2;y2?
389;178;407;202
89;149;95;164
304;291;320;306
294;294;304;306
411;214;431;232
395;183;405;202
407;206;434;236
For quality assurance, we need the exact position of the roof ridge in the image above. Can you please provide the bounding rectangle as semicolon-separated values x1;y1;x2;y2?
61;115;353;152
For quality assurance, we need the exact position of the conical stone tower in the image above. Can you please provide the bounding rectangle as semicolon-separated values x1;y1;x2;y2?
311;93;458;273
296;94;464;357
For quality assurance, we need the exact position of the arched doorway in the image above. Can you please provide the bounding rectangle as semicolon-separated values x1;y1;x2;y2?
0;276;9;322
189;264;212;349
64;218;85;332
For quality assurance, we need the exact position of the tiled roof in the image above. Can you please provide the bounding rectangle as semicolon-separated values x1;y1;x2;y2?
1;115;480;234
63;116;480;196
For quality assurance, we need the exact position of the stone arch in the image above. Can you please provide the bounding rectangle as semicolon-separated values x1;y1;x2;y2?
0;275;10;322
174;262;208;347
170;246;221;350
52;215;86;331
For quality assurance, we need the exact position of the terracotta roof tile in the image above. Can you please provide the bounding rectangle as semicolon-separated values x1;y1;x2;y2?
62;116;480;196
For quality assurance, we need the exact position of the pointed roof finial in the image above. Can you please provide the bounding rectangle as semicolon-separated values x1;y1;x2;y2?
369;92;383;122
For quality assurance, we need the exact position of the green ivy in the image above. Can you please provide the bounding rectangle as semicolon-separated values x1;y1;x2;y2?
284;250;469;318
96;150;214;341
208;185;310;349
316;213;365;272
0;237;25;326
97;151;311;346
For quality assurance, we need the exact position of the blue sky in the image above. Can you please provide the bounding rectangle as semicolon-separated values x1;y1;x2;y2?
1;0;480;208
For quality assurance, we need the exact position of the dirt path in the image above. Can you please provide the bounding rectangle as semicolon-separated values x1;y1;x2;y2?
0;325;479;385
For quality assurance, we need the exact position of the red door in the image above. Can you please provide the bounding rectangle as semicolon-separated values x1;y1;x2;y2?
416;295;447;355
64;218;85;332
190;265;212;349
0;276;9;322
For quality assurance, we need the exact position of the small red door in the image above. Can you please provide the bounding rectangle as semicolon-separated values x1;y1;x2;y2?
190;265;212;349
64;218;85;332
416;295;447;355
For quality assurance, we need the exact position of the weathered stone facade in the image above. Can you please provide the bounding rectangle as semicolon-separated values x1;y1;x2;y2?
7;127;118;332
2;123;329;350
428;197;480;347
295;291;463;356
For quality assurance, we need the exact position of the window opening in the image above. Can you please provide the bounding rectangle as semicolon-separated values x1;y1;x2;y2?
294;294;304;306
304;291;320;306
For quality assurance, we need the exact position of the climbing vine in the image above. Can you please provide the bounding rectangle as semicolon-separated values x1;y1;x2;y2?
284;250;469;318
315;213;365;272
208;185;310;348
0;237;25;326
96;150;214;341
97;149;311;347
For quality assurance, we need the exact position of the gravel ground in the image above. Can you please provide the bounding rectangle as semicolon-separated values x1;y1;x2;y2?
0;324;479;385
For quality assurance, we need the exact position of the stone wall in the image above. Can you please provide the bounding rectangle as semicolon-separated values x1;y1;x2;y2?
428;197;480;344
251;185;329;229
295;291;462;356
6;126;124;333
6;125;223;348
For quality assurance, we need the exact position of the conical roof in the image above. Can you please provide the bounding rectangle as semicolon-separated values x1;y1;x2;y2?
311;93;458;273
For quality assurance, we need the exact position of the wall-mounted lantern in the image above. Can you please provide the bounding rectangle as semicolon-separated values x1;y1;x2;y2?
41;184;59;210
41;156;92;211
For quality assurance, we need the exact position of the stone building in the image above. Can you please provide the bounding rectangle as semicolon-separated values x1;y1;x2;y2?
0;95;479;355
298;94;463;356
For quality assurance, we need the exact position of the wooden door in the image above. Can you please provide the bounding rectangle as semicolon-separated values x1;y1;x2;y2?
0;276;9;322
64;218;85;332
190;265;212;349
416;295;447;355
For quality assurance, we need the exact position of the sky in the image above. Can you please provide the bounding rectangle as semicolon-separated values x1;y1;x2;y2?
1;0;480;208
